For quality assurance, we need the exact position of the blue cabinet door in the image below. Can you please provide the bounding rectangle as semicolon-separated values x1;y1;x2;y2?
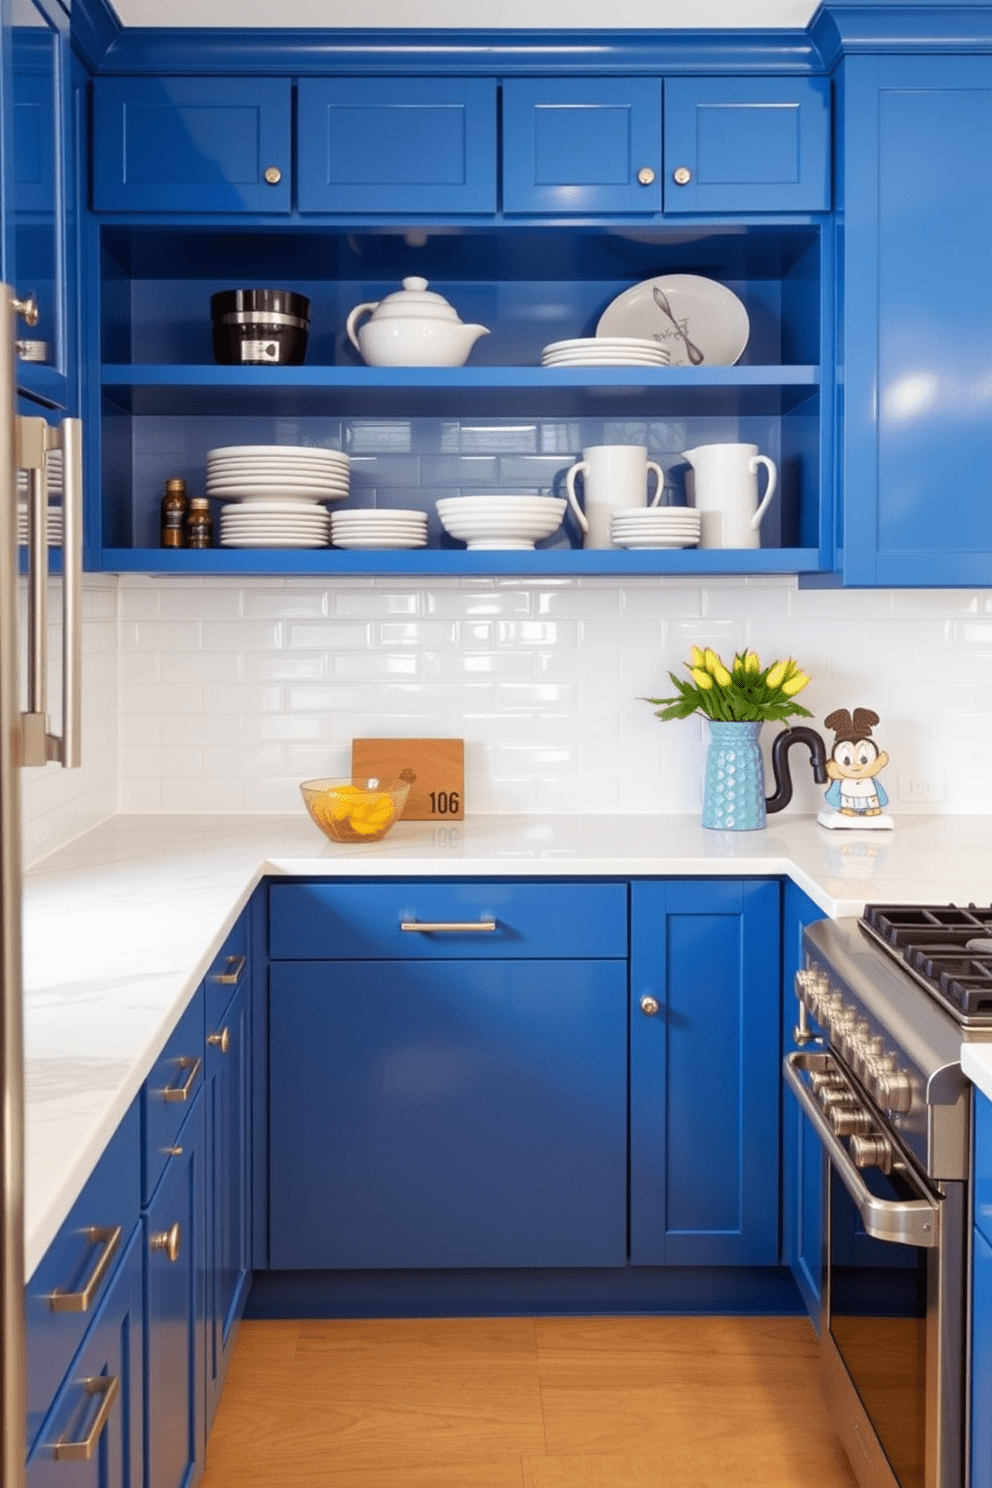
5;0;71;408
268;957;627;1269
629;878;781;1266
205;974;250;1434
502;77;662;214
841;55;992;586
663;77;830;214
144;1093;205;1488
974;1227;992;1488
26;1225;144;1488
297;78;497;215
91;77;292;213
781;880;826;1324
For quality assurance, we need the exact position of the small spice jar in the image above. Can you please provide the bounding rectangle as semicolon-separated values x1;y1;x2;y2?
186;497;214;549
160;478;188;548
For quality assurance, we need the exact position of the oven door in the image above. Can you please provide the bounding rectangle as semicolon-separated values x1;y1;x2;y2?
785;1052;964;1488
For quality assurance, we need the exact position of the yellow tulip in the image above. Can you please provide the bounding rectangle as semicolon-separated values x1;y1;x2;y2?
691;667;714;690
712;662;732;687
703;647;722;674
745;650;761;674
766;659;789;689
690;645;706;668
782;670;810;696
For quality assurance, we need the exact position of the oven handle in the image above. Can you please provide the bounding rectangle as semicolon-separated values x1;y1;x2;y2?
784;1051;939;1249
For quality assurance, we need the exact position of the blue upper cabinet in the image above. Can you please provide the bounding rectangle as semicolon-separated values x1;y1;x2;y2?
4;0;72;408
502;78;662;215
839;54;992;587
296;77;497;215
91;77;292;213
663;77;831;214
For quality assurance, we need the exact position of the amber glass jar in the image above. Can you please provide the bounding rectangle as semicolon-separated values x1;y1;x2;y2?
160;478;188;548
186;497;214;549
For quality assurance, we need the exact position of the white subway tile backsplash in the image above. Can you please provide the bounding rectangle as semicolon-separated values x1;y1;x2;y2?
18;572;992;846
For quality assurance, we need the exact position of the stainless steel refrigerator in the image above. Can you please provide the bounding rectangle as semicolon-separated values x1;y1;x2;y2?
1;283;81;1488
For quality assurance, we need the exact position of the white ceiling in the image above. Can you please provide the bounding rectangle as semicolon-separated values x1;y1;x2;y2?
110;0;821;30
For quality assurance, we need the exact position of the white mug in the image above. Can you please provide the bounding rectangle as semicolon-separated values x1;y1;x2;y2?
564;445;664;549
681;443;777;550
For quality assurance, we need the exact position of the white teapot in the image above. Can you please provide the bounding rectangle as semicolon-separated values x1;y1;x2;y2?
346;276;490;368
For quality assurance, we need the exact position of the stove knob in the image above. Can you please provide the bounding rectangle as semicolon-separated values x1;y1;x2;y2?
850;1132;894;1174
809;1070;847;1096
820;1087;859;1112
877;1068;914;1115
829;1105;874;1136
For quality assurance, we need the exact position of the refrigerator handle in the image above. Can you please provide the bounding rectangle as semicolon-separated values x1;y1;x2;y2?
16;414;82;769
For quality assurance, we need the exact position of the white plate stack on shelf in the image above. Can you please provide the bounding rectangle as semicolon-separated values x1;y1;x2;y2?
330;508;428;550
206;444;349;548
17;447;63;547
436;495;568;551
540;337;671;368
609;507;702;550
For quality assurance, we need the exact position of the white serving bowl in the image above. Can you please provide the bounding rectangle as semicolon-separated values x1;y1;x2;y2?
436;495;567;550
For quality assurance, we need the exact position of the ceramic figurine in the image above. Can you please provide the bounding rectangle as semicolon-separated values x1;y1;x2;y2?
817;707;894;831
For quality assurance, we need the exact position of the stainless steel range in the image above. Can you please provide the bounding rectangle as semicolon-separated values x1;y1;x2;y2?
785;904;992;1488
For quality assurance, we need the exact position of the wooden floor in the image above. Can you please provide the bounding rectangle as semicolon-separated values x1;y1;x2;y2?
202;1314;860;1487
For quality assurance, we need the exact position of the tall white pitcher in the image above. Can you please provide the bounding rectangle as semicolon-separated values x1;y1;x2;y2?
681;443;777;549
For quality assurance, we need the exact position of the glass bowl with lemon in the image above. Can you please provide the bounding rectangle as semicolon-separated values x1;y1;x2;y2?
300;777;410;845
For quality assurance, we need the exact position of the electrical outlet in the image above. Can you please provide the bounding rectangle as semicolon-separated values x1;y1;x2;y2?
897;775;945;804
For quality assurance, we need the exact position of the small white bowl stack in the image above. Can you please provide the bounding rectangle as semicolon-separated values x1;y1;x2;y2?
330;508;428;550
436;495;567;550
206;444;349;548
541;337;671;368
610;507;702;549
17;447;63;546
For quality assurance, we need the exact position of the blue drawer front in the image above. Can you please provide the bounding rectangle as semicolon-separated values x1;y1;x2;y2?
142;986;204;1204
203;909;249;1031
26;1099;141;1455
268;880;628;960
297;77;497;214
27;1224;144;1488
92;77;292;213
663;76;831;214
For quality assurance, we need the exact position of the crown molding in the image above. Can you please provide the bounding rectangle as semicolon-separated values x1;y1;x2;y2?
811;2;992;68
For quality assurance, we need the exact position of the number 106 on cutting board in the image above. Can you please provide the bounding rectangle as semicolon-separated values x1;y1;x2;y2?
351;738;465;821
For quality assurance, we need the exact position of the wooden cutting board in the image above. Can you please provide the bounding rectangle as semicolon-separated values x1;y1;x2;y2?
351;738;464;821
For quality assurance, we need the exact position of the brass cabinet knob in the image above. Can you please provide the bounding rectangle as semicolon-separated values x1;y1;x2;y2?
150;1222;182;1263
640;994;660;1017
263;166;283;185
637;166;656;186
208;1026;230;1055
12;292;39;326
673;166;692;186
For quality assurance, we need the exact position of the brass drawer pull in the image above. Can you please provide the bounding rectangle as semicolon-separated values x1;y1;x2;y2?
49;1225;122;1313
160;1054;201;1103
149;1222;182;1263
400;920;497;933
54;1375;119;1461
211;954;246;987
208;1027;230;1055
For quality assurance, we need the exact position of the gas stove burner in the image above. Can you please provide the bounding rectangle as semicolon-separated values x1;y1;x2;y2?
861;903;992;1020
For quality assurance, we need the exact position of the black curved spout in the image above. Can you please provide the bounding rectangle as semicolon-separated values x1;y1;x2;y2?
766;726;829;814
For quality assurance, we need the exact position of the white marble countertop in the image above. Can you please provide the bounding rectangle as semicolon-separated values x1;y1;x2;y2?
21;809;992;1276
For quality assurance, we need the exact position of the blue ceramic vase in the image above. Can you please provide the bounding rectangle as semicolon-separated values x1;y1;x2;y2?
702;720;766;830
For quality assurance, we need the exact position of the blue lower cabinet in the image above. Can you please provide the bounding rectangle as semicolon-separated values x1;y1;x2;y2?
974;1225;992;1488
27;1225;144;1488
268;956;628;1269
143;1092;206;1488
205;973;251;1433
629;879;781;1266
781;880;826;1323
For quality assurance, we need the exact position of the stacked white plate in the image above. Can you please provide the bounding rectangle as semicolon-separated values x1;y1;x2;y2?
610;508;702;550
330;508;428;550
206;444;350;504
436;495;567;551
219;500;331;549
541;337;671;368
